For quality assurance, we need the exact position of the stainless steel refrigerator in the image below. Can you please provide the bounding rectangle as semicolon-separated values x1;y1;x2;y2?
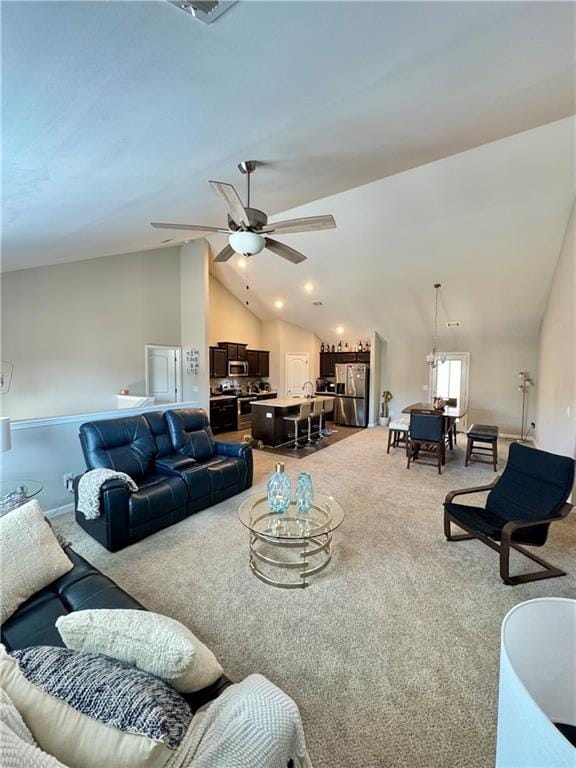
334;363;369;427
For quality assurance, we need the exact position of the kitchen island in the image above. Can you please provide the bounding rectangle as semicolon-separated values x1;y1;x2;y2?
251;396;331;447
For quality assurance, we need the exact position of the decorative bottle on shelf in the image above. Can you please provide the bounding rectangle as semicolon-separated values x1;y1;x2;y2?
331;344;335;352
267;462;291;514
358;341;363;352
320;341;324;353
296;472;314;515
344;343;349;351
337;340;342;352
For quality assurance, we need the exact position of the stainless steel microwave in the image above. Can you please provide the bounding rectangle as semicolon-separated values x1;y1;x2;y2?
228;360;249;377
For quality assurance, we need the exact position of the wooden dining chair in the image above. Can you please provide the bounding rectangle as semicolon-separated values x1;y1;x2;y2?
407;411;447;474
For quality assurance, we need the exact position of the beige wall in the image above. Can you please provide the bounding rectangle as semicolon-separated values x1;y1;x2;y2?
261;319;321;396
536;201;576;459
1;247;182;419
208;276;261;348
385;335;539;435
181;241;210;409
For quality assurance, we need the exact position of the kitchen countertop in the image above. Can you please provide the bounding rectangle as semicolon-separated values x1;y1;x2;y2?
210;391;277;401
250;396;329;408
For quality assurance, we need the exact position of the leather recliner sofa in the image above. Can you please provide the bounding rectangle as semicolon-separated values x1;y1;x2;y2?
74;409;253;552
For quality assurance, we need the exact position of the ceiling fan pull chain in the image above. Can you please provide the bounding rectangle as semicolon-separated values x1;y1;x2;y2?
245;259;250;306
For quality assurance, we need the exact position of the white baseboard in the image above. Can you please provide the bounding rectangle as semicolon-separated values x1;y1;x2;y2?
45;502;74;519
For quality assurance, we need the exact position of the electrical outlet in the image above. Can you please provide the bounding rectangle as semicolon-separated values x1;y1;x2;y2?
63;473;74;492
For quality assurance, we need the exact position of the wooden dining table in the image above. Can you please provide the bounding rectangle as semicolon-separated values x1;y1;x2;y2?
402;402;468;419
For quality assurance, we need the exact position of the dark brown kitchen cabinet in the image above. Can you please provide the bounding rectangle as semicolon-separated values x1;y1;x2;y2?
320;351;370;376
210;347;227;378
210;398;237;434
217;342;247;361
247;349;259;377
257;351;269;377
247;349;270;377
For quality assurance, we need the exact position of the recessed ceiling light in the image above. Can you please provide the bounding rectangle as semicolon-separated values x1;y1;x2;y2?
304;282;314;292
237;257;247;268
274;299;284;309
336;325;344;335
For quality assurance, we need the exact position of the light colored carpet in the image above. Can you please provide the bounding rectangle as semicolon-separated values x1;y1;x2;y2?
53;429;576;768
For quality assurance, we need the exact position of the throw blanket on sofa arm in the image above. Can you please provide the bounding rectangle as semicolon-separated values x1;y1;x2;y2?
77;469;138;520
167;674;313;768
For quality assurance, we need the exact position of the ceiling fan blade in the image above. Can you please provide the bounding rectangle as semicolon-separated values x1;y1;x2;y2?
208;181;250;228
260;215;336;235
213;243;235;263
264;238;306;264
151;222;229;233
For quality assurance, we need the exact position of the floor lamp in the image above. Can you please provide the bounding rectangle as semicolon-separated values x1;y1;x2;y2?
517;371;534;442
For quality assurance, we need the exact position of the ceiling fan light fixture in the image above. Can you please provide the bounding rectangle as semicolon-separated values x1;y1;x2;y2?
228;231;265;256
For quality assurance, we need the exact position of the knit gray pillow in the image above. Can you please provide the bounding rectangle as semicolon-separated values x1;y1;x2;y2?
1;646;193;768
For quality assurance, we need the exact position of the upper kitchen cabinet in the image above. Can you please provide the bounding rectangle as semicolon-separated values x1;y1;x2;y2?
247;349;259;376
218;342;247;361
258;351;270;377
320;351;370;376
209;346;227;378
247;349;270;377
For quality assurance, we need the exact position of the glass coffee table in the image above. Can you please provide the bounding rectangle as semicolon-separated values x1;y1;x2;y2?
238;493;344;589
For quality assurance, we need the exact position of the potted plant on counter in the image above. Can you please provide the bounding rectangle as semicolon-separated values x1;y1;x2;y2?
380;391;393;426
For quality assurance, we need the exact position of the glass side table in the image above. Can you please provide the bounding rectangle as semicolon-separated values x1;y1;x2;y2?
238;492;344;589
0;480;43;499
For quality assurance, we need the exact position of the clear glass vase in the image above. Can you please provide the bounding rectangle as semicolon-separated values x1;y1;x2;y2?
296;472;314;515
267;462;291;514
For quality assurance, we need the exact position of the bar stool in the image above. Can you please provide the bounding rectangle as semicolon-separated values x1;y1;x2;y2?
387;417;410;455
283;401;313;450
318;397;334;440
308;398;324;444
466;423;499;471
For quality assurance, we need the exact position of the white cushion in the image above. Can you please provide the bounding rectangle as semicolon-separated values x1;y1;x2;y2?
0;687;69;768
389;420;409;431
0;500;73;624
56;609;223;693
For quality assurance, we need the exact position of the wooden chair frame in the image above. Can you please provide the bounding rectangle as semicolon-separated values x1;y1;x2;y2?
444;479;573;585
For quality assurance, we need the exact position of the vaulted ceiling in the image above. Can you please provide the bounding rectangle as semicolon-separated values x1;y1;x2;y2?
3;0;575;275
212;117;575;342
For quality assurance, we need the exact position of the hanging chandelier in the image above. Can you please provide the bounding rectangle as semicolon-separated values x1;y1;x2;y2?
426;283;446;369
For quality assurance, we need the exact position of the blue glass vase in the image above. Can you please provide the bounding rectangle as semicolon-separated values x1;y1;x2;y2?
267;462;291;514
296;472;314;514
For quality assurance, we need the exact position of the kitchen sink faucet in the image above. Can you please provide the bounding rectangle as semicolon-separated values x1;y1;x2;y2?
302;381;314;398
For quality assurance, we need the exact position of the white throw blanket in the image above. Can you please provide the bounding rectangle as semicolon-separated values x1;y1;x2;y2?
77;469;138;520
167;674;313;768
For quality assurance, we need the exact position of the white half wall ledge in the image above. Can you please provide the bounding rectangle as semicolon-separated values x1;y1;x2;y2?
10;401;201;431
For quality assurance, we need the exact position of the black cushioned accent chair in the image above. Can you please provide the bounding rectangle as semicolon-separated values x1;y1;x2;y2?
75;409;253;552
444;443;575;585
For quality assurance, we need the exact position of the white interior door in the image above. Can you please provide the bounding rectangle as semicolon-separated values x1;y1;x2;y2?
285;353;310;397
145;345;182;403
429;352;470;430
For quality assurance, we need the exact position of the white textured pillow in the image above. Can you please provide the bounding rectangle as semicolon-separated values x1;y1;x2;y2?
56;609;223;693
0;500;73;624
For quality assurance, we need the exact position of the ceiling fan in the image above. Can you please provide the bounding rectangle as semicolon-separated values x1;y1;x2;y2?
151;161;336;264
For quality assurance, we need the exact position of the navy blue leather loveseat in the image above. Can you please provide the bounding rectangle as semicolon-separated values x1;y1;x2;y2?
74;409;253;552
